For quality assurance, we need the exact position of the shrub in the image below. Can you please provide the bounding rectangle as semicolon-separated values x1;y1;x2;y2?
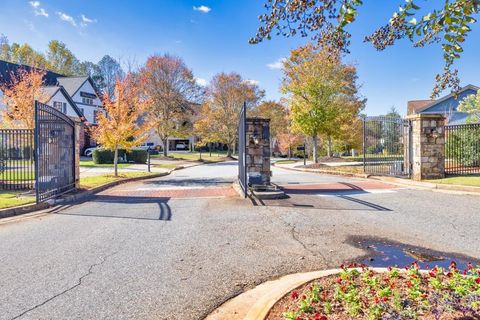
92;149;147;164
128;149;148;164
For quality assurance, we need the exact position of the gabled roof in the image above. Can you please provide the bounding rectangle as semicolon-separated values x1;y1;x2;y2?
407;100;434;115
417;84;480;114
57;76;89;97
41;85;84;120
0;59;63;86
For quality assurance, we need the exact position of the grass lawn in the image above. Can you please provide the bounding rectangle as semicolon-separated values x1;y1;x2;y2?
428;175;480;187
80;160;132;168
0;191;35;209
275;159;298;165
0;171;35;181
152;152;229;163
80;172;157;189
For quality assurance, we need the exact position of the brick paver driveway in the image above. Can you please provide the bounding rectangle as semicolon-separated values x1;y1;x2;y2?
1;161;479;320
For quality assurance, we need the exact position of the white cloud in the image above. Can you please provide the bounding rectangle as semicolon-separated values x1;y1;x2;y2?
196;78;208;86
267;58;286;70
193;5;211;13
56;12;76;27
80;14;97;27
245;79;260;86
29;1;48;17
24;19;37;32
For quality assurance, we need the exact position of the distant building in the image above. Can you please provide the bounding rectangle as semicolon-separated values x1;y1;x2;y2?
0;60;104;150
407;84;479;124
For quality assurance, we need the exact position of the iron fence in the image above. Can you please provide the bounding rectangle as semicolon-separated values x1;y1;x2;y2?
362;116;411;177
445;123;480;175
238;102;247;198
0;129;35;190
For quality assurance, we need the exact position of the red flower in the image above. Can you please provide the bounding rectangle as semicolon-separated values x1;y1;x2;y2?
336;277;342;284
382;297;389;302
295;317;302;320
406;281;413;288
291;290;299;299
314;314;327;320
429;271;436;278
340;264;345;269
447;272;453;278
374;297;380;304
475;277;480;284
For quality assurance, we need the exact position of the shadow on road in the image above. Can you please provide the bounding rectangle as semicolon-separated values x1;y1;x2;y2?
56;194;173;221
142;177;232;186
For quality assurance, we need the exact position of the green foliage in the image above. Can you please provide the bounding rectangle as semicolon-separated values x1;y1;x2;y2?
93;149;148;164
458;91;480;123
446;127;480;166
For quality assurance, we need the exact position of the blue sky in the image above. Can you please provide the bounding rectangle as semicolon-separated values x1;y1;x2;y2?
0;0;479;115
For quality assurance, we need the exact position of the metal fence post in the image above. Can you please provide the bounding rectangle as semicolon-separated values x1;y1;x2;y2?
34;100;40;204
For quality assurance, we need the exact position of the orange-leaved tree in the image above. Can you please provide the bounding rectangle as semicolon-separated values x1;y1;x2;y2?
0;68;49;129
91;74;150;176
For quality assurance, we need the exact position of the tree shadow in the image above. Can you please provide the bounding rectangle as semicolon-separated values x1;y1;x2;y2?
56;194;173;221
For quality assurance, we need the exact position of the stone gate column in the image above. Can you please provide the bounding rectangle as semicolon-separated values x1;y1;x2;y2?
407;114;446;181
246;118;271;185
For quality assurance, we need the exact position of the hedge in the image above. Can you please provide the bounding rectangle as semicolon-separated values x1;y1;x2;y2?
92;149;148;164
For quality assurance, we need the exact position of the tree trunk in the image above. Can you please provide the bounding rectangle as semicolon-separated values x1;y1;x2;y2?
327;136;333;158
162;138;168;157
227;144;232;158
288;145;291;160
209;143;212;157
312;134;319;164
114;147;119;177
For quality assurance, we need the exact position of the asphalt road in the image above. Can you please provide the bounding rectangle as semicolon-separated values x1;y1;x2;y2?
1;161;479;320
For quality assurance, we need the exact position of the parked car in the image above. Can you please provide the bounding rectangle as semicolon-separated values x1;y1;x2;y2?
137;142;155;151
176;143;187;150
84;147;97;157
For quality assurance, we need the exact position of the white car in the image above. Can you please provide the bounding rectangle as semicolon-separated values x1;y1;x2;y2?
137;142;155;151
84;147;97;157
176;143;187;150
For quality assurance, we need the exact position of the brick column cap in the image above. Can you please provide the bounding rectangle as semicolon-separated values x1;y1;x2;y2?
405;113;445;120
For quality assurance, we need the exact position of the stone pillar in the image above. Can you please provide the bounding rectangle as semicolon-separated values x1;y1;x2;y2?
408;114;445;181
246;118;271;185
74;121;81;189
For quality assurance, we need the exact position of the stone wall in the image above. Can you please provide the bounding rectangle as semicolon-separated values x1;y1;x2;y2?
246;118;271;185
408;114;445;180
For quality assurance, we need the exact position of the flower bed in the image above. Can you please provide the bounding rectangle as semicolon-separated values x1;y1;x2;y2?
268;262;480;320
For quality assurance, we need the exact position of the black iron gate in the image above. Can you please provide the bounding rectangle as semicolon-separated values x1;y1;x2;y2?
445;123;480;176
238;102;247;198
362;116;411;177
34;101;76;203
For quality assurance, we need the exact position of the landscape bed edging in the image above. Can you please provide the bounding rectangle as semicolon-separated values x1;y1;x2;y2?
207;268;391;320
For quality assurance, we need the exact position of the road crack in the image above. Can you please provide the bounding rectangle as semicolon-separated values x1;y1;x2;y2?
10;251;118;320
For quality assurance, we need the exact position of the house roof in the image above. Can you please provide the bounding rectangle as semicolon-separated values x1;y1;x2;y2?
0;59;63;86
407;100;434;115
417;84;480;114
57;76;89;97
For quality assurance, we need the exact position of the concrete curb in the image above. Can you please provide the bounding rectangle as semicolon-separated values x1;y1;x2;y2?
206;268;390;320
274;163;480;195
0;168;181;220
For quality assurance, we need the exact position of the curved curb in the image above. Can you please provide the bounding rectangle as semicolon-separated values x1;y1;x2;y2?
206;268;389;320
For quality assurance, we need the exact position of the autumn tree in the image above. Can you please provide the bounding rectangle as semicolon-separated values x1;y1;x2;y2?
282;45;363;162
252;0;480;97
141;54;202;156
9;43;47;68
194;73;264;157
250;100;289;155
0;68;49;129
91;75;150;176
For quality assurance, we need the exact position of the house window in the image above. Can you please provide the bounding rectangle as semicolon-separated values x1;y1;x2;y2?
53;101;63;112
82;97;94;105
80;108;85;116
62;102;67;114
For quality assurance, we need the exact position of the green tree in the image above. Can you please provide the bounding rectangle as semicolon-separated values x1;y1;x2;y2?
46;40;80;75
78;61;104;89
10;43;47;68
251;0;480;97
0;34;11;61
282;45;363;162
250;100;289;155
98;55;124;98
458;91;480;123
